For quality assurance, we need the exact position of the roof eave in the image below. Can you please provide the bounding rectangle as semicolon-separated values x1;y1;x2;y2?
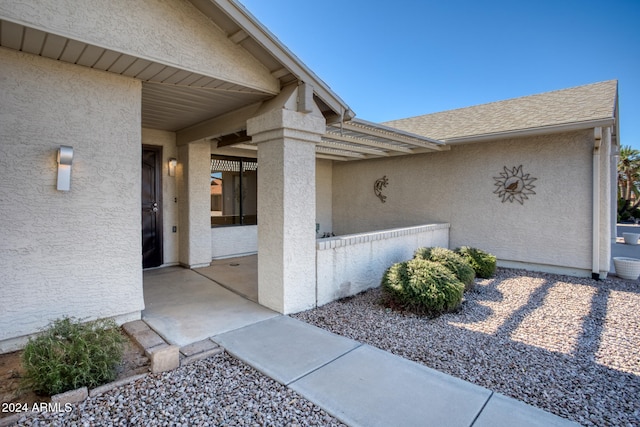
443;117;616;145
200;0;354;123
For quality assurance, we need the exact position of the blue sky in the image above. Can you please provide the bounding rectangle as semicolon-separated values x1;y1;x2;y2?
238;0;640;149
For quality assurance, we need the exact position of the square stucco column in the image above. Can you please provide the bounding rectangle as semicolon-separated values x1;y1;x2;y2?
177;141;211;268
247;108;325;314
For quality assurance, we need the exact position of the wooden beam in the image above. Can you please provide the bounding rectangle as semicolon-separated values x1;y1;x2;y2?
340;121;445;151
316;153;351;161
316;146;366;159
176;102;262;145
318;140;388;156
323;131;414;154
229;29;249;44
271;67;289;79
216;130;252;147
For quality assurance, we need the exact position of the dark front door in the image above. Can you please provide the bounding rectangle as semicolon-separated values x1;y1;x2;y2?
142;145;163;268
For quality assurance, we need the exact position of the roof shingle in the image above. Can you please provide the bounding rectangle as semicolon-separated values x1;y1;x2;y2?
383;80;618;141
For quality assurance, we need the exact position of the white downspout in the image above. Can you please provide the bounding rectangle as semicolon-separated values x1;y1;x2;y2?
611;133;619;246
592;127;602;279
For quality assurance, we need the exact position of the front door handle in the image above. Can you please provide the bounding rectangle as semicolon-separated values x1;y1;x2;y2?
151;202;158;213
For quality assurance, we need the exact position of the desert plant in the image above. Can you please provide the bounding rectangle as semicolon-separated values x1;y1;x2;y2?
414;247;476;291
454;246;497;278
382;258;464;315
21;317;124;396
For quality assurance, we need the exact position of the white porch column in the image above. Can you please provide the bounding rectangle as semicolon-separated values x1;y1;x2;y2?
177;140;212;268
247;105;325;314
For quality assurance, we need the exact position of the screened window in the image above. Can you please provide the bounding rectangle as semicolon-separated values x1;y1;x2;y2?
211;156;257;226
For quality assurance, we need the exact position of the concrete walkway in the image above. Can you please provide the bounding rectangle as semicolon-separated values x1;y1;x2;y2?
143;265;579;427
213;316;579;427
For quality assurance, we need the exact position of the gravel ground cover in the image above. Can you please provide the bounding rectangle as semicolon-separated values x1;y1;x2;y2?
293;268;640;427
16;353;345;427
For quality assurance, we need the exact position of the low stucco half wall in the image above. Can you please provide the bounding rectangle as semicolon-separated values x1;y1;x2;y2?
316;223;450;306
211;226;258;259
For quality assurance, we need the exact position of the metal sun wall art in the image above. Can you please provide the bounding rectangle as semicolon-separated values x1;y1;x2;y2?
493;165;537;204
374;175;389;203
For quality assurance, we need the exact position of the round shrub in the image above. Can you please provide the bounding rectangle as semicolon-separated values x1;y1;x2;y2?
455;246;497;278
382;258;464;315
414;247;476;291
22;317;124;396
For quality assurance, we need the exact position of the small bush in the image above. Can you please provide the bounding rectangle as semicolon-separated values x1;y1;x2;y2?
455;246;497;279
22;317;124;396
414;247;476;291
382;258;464;315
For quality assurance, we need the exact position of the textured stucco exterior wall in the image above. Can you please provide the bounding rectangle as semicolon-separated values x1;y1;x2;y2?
141;128;179;265
316;224;449;306
0;0;277;94
332;131;596;273
0;48;144;349
256;137;318;312
248;104;325;314
316;159;333;236
211;226;258;259
178;141;212;268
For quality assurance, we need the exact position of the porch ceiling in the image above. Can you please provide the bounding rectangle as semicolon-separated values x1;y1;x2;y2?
0;18;276;132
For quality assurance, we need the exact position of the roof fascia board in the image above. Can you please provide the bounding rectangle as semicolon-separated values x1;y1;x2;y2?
444;118;616;145
206;0;354;121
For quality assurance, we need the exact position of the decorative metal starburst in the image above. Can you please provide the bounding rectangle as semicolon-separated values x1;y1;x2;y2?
493;165;537;204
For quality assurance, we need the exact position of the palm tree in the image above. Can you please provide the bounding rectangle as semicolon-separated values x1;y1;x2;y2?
618;145;640;221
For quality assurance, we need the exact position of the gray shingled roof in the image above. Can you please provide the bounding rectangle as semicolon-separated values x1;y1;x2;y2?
383;80;618;142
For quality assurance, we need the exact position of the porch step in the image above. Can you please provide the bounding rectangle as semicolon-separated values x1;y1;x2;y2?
179;338;224;366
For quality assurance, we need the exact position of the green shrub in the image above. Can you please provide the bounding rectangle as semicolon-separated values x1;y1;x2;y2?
454;246;497;279
22;317;124;396
414;247;476;291
382;258;464;315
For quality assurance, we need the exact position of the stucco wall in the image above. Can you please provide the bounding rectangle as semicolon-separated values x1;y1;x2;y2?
332;131;596;272
0;48;144;350
211;226;258;258
0;0;277;94
141;128;179;265
316;159;333;236
178;141;212;268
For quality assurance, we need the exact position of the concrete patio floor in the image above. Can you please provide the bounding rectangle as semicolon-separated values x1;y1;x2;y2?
141;256;579;426
196;255;258;302
142;259;275;347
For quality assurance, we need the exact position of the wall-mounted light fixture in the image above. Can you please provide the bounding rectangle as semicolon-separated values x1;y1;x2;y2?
56;145;74;191
168;158;177;177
